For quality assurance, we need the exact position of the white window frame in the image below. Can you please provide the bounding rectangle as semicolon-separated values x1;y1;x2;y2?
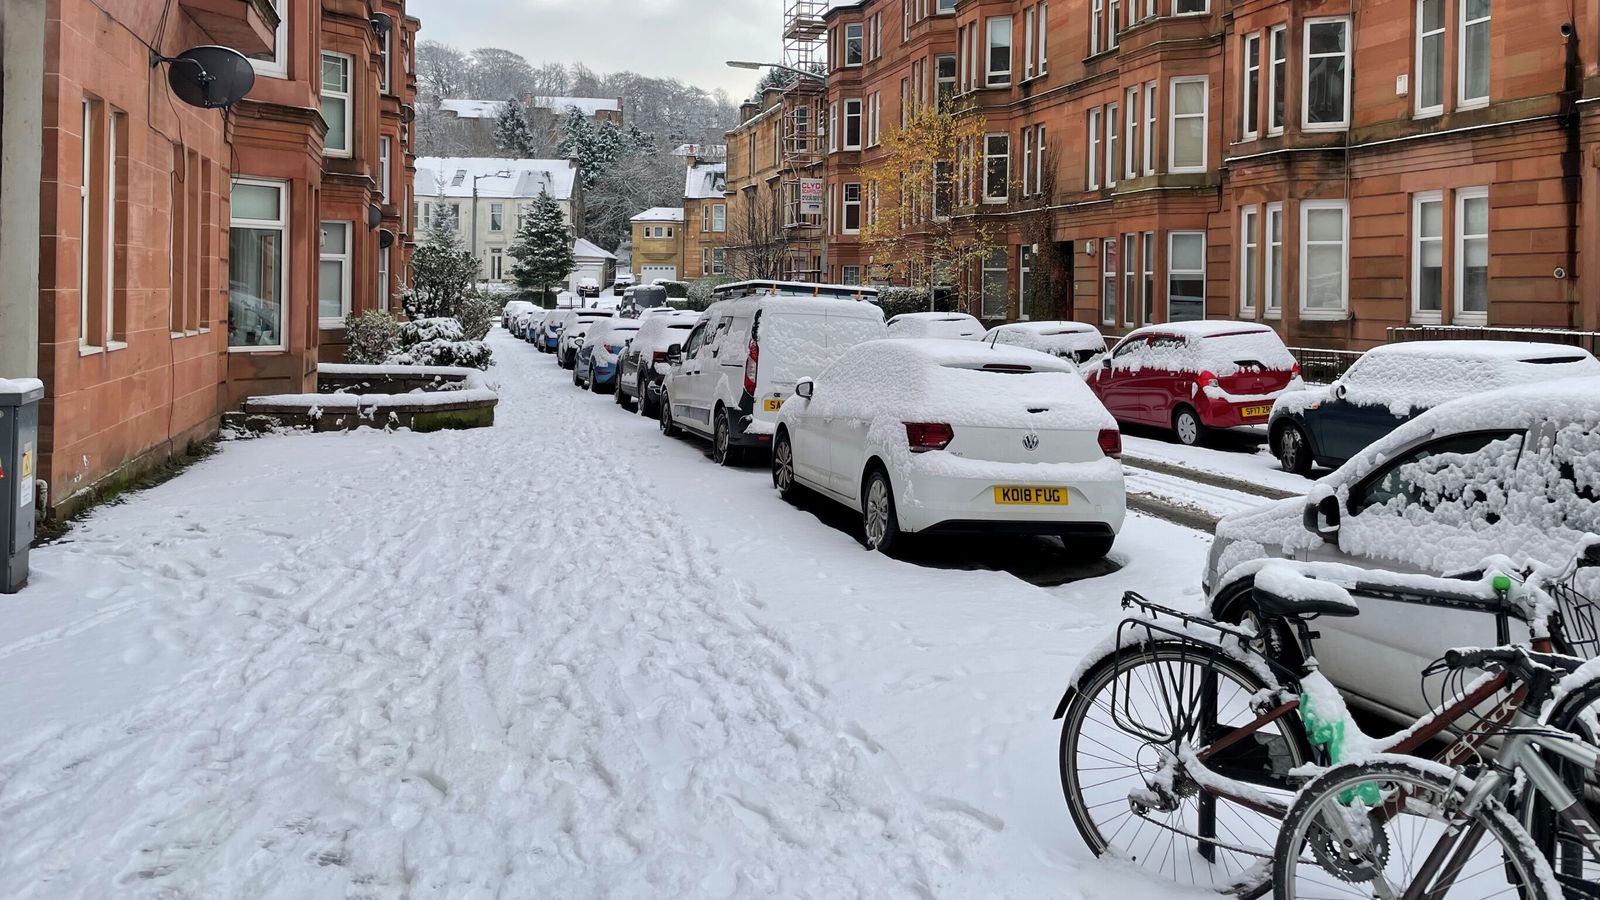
1267;25;1287;135
79;98;97;349
1121;233;1136;326
1019;243;1034;321
1454;186;1490;323
1242;32;1261;140
319;220;352;326
712;247;726;276
250;0;289;79
1174;0;1208;15
321;51;354;157
1101;238;1117;325
1411;191;1444;323
1038;0;1048;73
1108;0;1120;50
1301;18;1351;131
229;176;290;352
1035;124;1046;193
378;136;391;204
844;98;863;150
1021;126;1033;195
845;22;864;66
1416;0;1445;117
1125;87;1139;179
983;133;1009;203
1264;202;1283;318
490;201;504;232
379;23;391;94
1105;101;1119;188
1023;6;1036;79
868;93;881;146
843;182;862;233
713;203;727;232
489;247;503;281
1167;231;1206;321
986;15;1013;87
982;246;1008;319
378;243;390;307
1143;81;1156;174
1239;205;1258;316
1168;75;1209;174
1091;0;1104;56
1140;230;1155;326
828;102;838;152
1087;107;1101;189
1458;0;1491;108
1299;200;1350;319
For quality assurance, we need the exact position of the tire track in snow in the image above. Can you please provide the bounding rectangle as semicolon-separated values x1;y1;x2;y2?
0;333;988;899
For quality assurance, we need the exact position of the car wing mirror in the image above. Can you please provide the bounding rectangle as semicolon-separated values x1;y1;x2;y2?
1101;357;1113;370
666;344;683;365
1304;493;1342;539
1331;381;1349;401
795;378;814;400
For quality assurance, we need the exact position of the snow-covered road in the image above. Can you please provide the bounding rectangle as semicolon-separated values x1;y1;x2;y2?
1;330;1219;899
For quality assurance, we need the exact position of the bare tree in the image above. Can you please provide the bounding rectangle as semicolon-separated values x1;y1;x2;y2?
724;189;791;280
1018;142;1067;321
466;48;535;101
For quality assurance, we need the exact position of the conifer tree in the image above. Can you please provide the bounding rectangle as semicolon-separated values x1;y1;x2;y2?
508;192;575;304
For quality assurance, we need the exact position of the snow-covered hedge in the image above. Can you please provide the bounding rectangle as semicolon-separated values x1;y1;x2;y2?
454;291;498;341
384;317;493;370
655;279;690;299
343;309;401;364
686;276;734;311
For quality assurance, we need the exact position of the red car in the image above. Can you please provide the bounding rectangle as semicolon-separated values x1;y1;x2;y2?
1085;321;1301;446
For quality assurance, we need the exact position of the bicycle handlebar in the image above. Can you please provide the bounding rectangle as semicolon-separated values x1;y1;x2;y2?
1441;646;1584;677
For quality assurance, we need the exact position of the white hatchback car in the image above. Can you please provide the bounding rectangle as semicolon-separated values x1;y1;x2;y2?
985;321;1108;371
772;339;1127;556
885;311;985;340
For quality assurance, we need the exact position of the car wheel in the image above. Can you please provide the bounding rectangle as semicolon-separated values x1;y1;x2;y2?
1067;534;1116;560
659;395;678;437
590;364;606;394
637;377;653;418
614;377;630;408
712;409;742;467
1274;422;1313;476
861;467;902;555
772;429;801;502
1172;406;1204;447
572;364;584;387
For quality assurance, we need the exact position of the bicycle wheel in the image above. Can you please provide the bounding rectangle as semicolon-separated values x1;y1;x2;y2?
1059;642;1311;898
1275;758;1554;900
1525;675;1600;890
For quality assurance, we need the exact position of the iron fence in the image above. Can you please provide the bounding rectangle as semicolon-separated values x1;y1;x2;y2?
1288;347;1364;384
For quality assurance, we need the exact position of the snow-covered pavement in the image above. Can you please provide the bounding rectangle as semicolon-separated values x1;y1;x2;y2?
1;330;1219;898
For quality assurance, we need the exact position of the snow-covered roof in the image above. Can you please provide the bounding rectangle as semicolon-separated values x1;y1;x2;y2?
573;238;616;260
528;96;620;115
684;163;727;200
631;207;685;223
414;157;575;201
438;99;506;119
672;143;727;159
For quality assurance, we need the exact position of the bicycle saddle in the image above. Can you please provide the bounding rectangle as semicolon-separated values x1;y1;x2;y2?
1252;562;1360;619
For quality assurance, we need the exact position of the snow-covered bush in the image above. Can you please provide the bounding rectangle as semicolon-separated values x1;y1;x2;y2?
686;276;733;311
656;279;689;299
385;316;492;370
454;291;498;341
387;339;493;370
342;310;400;364
876;287;932;320
405;217;480;320
399;317;465;344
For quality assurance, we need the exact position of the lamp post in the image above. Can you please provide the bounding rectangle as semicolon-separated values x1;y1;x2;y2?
725;60;826;84
470;169;511;278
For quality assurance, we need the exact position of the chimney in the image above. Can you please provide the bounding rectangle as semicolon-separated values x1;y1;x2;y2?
739;100;760;124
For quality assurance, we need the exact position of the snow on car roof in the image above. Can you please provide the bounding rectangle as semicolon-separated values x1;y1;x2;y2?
1366;340;1597;362
880;338;1079;372
708;295;887;318
1131;320;1276;338
988;320;1101;336
888;312;980;323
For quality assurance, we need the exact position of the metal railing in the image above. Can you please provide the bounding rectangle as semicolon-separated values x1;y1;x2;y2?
1288;347;1364;383
1387;324;1600;354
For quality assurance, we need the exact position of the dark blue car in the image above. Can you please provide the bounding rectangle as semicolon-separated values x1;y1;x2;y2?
1268;340;1600;474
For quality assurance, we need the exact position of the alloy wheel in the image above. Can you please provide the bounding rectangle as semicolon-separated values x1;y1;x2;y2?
864;477;890;548
773;435;794;495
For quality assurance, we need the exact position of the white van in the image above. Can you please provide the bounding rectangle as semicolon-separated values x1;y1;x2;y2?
659;284;887;465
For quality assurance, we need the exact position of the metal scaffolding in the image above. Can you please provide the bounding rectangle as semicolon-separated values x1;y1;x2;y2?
778;0;826;281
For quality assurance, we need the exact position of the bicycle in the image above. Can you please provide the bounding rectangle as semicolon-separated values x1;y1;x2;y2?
1272;645;1600;899
1052;539;1600;898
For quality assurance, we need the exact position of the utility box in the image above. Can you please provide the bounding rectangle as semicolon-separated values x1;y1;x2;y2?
0;378;43;594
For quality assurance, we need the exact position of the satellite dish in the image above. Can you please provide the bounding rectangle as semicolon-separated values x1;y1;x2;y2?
370;12;393;35
164;46;255;110
378;229;396;249
367;204;384;229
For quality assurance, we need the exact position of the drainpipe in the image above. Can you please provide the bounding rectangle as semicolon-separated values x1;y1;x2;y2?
1559;21;1580;324
0;0;45;380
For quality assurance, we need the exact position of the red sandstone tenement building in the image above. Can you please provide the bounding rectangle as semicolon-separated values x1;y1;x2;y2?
805;0;1598;345
0;0;420;519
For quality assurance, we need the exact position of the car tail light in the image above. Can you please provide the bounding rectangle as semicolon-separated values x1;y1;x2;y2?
651;350;668;364
904;422;954;452
1196;370;1220;389
605;343;621;354
743;336;759;396
1290;362;1302;378
1097;428;1123;459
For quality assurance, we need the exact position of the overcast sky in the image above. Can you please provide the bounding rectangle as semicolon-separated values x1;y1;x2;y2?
407;0;784;98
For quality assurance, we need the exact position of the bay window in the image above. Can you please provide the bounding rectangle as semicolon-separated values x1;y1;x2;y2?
1264;203;1283;317
379;136;391;204
1300;201;1349;317
1303;19;1350;130
1122;233;1137;326
321;52;353;156
1101;239;1117;325
983;133;1009;202
844;99;863;149
1125;87;1139;179
1168;232;1205;322
1242;33;1261;139
1239;206;1258;315
1168;76;1208;173
982;247;1008;318
1143;82;1156;174
1268;26;1286;134
845;23;864;66
1105;101;1119;188
319;221;351;324
1087;107;1101;189
986;16;1013;86
843;183;862;233
229;178;288;349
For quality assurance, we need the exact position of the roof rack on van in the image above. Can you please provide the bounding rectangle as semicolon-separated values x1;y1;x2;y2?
709;280;880;302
